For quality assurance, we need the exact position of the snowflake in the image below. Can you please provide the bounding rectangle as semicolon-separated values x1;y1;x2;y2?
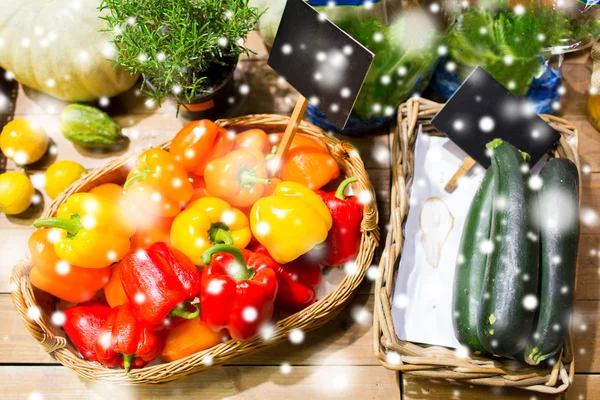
134;292;146;304
107;250;118;261
386;351;401;365
437;45;448;56
27;306;41;321
479;116;495;132
340;87;351;98
397;66;407;76
453;119;464;131
255;222;270;236
504;55;514;66
514;4;526;16
31;193;42;206
330;103;340;113
582;165;591;175
289;329;304;344
239;84;250;95
333;374;348;389
157;52;166;62
261;323;275;341
98;97;110;107
480;27;488;35
28;393;44;400
429;3;440;13
281;43;292;55
366;266;379;281
380;75;391;85
455;345;469;359
242;307;258;322
528;176;543;191
522;294;538;310
446;61;457;72
55;261;71;276
127;16;136;26
351;306;372;325
343;45;353;56
203;354;214;366
51;311;66;326
144;99;156;109
344;261;358;275
479;240;494;254
394;293;409;309
357;190;373;204
280;362;292;374
581;208;598;228
218;37;228;47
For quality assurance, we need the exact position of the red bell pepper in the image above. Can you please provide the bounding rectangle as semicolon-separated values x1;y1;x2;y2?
252;245;321;312
95;303;165;372
200;244;278;341
120;242;201;327
63;302;112;362
315;177;363;266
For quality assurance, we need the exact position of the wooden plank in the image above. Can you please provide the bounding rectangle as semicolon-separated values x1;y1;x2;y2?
2;292;598;372
577;234;600;300
403;373;598;400
0;293;378;365
0;365;399;400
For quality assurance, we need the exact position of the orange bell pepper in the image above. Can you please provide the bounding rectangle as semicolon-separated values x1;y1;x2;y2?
29;229;111;303
104;263;129;308
204;149;270;208
269;133;326;151
170;120;234;176
161;318;224;362
130;216;173;250
280;147;340;191
88;183;126;206
187;174;211;205
233;129;271;154
263;177;282;197
124;148;193;218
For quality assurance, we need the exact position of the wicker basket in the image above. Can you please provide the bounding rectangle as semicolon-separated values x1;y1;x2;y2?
373;98;579;394
10;114;379;384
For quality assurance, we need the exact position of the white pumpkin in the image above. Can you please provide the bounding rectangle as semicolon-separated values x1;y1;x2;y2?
0;0;138;101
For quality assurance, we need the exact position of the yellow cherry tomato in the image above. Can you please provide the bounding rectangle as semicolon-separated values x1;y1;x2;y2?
0;171;34;214
0;119;49;165
44;160;87;199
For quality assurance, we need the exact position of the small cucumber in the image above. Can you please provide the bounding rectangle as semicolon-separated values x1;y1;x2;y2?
452;167;494;354
524;158;579;365
477;139;539;357
60;104;126;148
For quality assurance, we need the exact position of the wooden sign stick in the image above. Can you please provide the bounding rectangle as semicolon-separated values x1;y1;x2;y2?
444;156;476;193
269;94;309;176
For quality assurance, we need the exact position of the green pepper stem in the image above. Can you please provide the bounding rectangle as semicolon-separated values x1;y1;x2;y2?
122;353;133;373
208;224;233;245
265;145;279;160
169;302;201;320
201;244;255;281
335;176;359;201
33;214;82;237
239;169;270;187
124;167;151;191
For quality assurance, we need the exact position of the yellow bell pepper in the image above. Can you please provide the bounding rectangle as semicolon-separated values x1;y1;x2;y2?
33;193;136;268
170;197;251;265
250;181;332;263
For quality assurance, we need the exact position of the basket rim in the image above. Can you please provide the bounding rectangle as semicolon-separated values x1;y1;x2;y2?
10;113;380;385
372;98;579;395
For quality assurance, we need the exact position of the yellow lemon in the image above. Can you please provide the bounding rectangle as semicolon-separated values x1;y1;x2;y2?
45;160;87;199
0;171;34;214
0;118;49;165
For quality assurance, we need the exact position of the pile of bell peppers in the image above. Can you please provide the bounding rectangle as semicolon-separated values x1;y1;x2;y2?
30;119;365;371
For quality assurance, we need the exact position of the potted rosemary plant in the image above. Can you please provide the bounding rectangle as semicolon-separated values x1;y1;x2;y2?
99;0;260;119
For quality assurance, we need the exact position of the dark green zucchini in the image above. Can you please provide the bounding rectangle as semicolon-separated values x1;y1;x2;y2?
452;167;495;354
524;158;579;365
477;139;539;357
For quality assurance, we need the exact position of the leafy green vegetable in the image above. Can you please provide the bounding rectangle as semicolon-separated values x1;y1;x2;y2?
336;18;439;121
448;6;600;95
99;0;260;105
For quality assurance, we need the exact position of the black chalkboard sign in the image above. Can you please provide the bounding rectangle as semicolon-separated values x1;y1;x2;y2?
268;0;374;130
432;67;561;168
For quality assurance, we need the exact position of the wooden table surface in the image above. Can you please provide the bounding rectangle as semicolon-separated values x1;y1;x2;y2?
0;33;598;399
